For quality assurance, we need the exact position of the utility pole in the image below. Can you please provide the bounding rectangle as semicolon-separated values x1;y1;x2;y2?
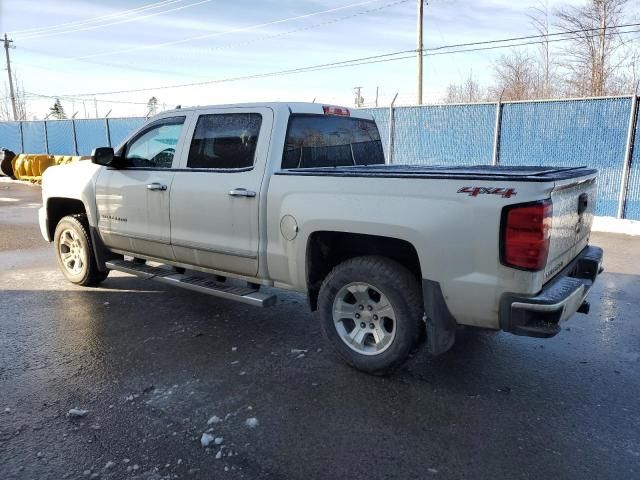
417;0;424;105
94;97;99;118
3;33;18;120
375;86;379;107
354;86;364;107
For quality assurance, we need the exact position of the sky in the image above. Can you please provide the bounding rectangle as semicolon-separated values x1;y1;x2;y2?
0;0;622;119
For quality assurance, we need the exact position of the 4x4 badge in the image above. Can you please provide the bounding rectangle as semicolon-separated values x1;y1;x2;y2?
457;187;517;198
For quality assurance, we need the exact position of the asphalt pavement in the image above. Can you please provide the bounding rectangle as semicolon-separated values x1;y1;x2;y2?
1;178;639;480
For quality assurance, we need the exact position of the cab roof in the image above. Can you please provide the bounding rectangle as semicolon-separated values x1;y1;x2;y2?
157;102;375;121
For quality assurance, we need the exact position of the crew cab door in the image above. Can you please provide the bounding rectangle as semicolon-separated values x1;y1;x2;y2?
95;115;189;259
170;107;273;276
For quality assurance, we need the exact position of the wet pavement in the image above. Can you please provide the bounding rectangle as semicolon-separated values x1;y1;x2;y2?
1;178;639;480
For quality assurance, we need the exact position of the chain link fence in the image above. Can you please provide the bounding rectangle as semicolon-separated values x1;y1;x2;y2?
362;95;640;220
1;97;639;219
0;117;146;156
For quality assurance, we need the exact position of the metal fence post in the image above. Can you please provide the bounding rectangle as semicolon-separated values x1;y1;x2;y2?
71;119;78;155
491;92;504;166
18;121;24;153
387;93;398;164
617;89;639;219
44;121;49;154
105;118;111;147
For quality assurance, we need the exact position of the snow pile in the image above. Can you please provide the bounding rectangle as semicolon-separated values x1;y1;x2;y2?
592;216;640;236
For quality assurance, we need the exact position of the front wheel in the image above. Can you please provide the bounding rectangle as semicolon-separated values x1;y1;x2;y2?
317;256;423;375
54;215;108;286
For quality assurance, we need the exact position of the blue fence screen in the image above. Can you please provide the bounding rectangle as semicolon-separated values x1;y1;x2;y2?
499;98;631;218
21;121;46;154
0;122;21;152
45;120;75;155
1;97;639;219
74;119;109;156
625;111;640;220
108;117;146;149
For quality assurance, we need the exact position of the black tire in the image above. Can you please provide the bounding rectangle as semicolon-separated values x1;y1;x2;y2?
0;149;16;178
54;214;109;286
317;256;423;375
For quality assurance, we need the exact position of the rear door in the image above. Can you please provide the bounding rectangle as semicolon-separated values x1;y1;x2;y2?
96;115;189;259
170;107;273;276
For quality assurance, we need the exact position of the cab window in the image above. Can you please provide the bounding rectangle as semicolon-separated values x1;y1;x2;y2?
124;117;185;169
187;113;262;169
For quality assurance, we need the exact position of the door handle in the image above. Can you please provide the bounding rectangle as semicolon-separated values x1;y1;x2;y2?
228;188;256;198
146;183;167;191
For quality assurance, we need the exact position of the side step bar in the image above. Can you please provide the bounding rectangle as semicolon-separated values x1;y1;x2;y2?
105;259;277;308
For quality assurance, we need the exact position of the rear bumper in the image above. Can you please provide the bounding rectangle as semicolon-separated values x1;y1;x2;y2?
499;245;603;338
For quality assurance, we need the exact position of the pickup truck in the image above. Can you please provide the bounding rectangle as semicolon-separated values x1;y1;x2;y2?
39;102;603;374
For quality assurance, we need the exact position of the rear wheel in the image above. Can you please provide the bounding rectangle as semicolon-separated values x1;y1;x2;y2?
317;256;423;375
54;215;108;286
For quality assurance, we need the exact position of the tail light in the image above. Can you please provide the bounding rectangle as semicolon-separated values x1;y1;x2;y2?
322;105;350;116
501;199;553;271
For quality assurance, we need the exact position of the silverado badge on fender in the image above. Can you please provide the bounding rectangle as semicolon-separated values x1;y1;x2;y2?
457;186;517;198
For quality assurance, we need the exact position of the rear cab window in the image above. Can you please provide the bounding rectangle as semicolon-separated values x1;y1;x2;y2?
282;114;385;169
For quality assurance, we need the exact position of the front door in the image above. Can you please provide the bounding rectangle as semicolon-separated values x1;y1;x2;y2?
96;115;188;259
170;107;273;276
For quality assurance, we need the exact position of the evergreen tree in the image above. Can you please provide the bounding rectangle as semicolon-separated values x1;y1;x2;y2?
49;98;66;119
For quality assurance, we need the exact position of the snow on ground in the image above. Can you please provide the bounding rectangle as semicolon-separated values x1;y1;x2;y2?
200;433;215;447
592;217;640;236
245;417;259;428
207;415;222;425
67;408;88;418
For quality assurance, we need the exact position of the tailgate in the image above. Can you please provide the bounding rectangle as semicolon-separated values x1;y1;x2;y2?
544;174;597;283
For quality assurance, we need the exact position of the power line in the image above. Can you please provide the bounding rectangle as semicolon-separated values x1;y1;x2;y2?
40;23;640;98
14;0;410;79
67;0;395;61
9;0;185;36
13;51;214;80
14;0;212;41
23;92;152;106
427;21;640;52
201;0;411;54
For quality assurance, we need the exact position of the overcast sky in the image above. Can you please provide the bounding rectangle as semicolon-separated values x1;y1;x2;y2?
0;0;619;118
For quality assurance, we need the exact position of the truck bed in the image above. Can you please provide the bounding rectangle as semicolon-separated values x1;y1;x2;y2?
276;164;598;182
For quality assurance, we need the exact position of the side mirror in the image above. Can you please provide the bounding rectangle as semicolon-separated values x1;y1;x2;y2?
91;147;117;167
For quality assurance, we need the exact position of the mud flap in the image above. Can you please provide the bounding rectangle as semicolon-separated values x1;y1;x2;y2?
90;226;121;272
422;279;457;356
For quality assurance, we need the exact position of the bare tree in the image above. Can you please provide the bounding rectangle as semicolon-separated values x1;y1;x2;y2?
444;70;484;103
146;96;159;117
555;0;631;96
491;50;538;101
528;0;556;98
1;72;28;121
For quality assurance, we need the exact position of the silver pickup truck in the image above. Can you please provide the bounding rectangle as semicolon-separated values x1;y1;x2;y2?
39;102;603;374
